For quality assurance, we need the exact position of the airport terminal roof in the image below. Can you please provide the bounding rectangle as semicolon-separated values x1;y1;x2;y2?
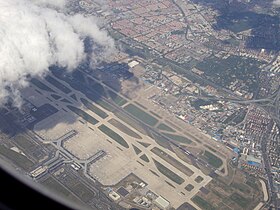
154;196;170;209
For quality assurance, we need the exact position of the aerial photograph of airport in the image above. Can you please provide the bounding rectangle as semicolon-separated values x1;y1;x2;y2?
0;0;279;209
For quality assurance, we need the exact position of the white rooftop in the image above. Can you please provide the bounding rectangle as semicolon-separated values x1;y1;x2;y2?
128;60;139;68
154;196;170;209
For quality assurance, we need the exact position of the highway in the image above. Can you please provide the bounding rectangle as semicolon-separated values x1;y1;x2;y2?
261;132;279;209
263;89;280;208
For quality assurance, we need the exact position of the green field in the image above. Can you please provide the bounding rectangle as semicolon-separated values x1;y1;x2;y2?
192;195;216;210
230;193;250;208
217;12;275;33
67;182;96;203
51;94;61;100
42;177;73;197
205;145;217;153
45;75;71;94
153;159;185;185
67;105;99;125
132;144;142;155
246;177;259;190
150;111;162;119
166;120;182;131
13;135;37;151
222;19;252;33
70;94;77;101
95;100;116;112
185;184;194;191
41;177;82;204
0;145;34;170
13;135;46;161
124;104;158;126
61;98;72;104
31;78;55;92
203;151;223;168
114;112;148;135
134;101;147;110
151;147;194;176
108;90;127;106
87;78;106;97
0;114;15;136
140;154;149;162
196;55;264;93
149;132;173;151
108;118;142;139
162;133;192;144
231;182;251;194
137;141;151;148
98;124;129;148
157;123;175;132
195;176;204;183
81;98;108;119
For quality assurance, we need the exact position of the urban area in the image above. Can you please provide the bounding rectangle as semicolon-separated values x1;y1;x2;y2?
0;0;279;210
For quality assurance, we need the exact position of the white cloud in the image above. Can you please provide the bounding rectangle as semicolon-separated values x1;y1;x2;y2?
273;0;280;6
0;0;114;104
31;0;66;8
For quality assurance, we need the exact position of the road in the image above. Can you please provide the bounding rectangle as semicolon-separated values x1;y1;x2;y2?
261;132;278;209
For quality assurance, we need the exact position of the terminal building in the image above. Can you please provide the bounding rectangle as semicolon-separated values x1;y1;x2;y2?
154;196;170;210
